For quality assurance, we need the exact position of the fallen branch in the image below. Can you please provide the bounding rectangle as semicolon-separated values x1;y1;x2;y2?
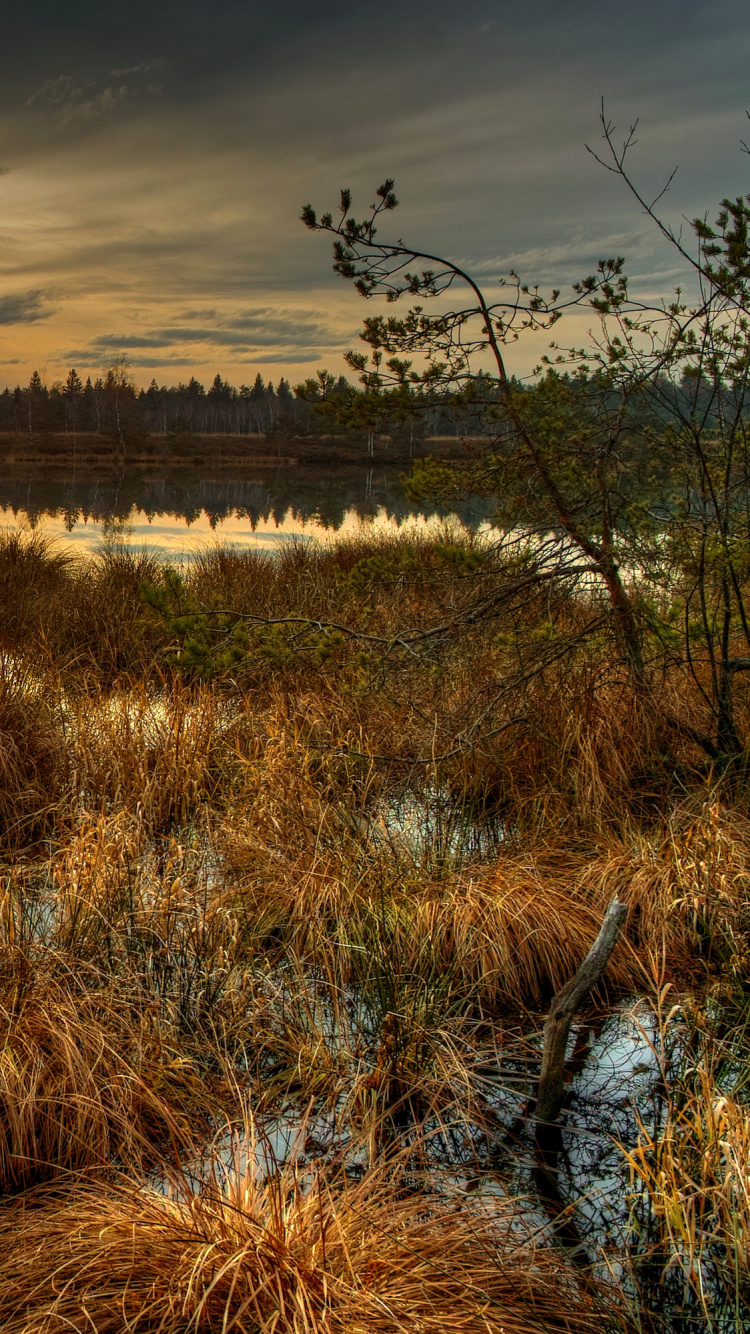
534;895;628;1134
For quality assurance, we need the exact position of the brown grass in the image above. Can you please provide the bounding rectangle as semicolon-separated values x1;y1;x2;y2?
576;797;750;967
0;529;72;647
624;1072;750;1320
219;811;642;1013
64;545;167;678
0;528;747;1331
396;867;639;1007
65;679;229;832
0;533;167;676
0;961;201;1191
0;1154;619;1333
617;989;750;1327
0;663;63;848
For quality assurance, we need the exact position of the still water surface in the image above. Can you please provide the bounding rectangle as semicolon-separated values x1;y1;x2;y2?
0;464;494;557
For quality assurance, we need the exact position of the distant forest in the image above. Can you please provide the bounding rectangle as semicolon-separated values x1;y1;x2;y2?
0;367;465;443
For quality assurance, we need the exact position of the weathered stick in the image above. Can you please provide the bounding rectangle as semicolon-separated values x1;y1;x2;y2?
534;896;627;1131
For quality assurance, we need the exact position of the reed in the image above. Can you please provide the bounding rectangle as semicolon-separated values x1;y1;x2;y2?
0;662;63;848
65;545;167;678
42;813;255;1062
0;1151;619;1333
0;962;194;1191
577;797;750;967
391;865;639;1008
240;949;493;1142
0;534;166;676
619;991;750;1329
65;678;228;832
0;529;73;646
219;818;641;1012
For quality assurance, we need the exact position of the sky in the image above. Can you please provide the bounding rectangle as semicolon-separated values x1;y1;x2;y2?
1;0;749;391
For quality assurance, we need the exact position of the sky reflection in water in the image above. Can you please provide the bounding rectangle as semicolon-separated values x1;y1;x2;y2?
5;505;479;559
0;465;494;558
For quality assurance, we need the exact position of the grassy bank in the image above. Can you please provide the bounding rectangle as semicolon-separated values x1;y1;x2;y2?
0;526;747;1331
0;430;465;469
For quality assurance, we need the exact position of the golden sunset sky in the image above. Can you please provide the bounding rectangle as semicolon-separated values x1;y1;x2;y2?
2;0;750;390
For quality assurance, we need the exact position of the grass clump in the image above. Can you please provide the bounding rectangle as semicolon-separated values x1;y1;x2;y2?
64;679;229;832
619;991;750;1330
0;1154;615;1334
0;666;63;848
0;961;198;1192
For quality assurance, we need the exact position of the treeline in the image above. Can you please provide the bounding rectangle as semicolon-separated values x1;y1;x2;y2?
0;369;306;441
0;364;733;478
0;366;465;444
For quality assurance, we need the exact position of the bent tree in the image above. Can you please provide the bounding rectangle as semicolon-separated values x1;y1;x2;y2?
301;119;750;768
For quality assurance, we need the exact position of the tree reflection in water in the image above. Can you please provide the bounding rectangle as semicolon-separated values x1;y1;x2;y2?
0;464;493;554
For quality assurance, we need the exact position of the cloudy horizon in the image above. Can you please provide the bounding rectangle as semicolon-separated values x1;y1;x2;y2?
2;0;749;390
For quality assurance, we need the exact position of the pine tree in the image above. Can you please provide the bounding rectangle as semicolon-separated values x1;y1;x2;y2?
208;373;234;404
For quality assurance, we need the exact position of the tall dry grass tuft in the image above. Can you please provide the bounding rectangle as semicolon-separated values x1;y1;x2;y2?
65;545;167;678
66;679;228;831
222;840;640;1031
0;964;193;1190
0;661;63;848
210;715;750;1018
618;989;750;1328
0;529;73;648
0;1152;616;1333
47;812;253;1051
216;702;389;955
223;830;640;1014
188;529;472;626
48;810;148;959
577;797;750;967
0;535;166;676
624;1074;750;1326
188;543;280;615
465;668;680;837
395;864;640;1009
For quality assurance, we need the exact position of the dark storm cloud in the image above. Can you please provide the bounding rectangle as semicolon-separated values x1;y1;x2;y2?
0;290;54;325
8;1;749;156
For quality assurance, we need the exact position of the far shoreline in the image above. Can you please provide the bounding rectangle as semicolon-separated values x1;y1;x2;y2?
0;431;468;472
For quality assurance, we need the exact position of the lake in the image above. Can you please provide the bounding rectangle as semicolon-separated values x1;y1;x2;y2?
0;462;495;557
